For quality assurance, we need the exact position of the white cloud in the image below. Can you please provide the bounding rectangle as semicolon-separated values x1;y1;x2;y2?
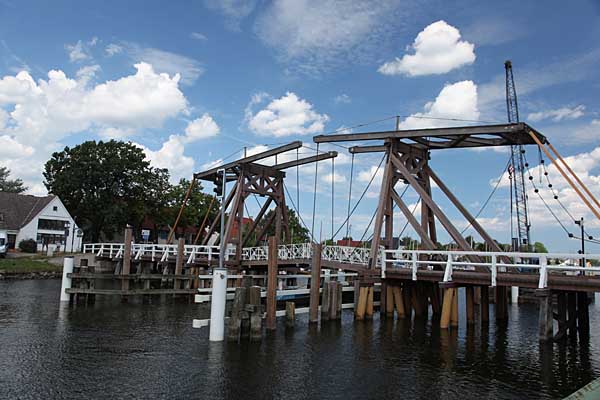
527;105;585;122
184;114;220;141
98;127;135;139
255;0;402;75
247;92;329;137
0;135;34;158
462;17;527;46
398;80;479;129
105;43;123;56
136;136;195;182
0;63;188;190
322;172;346;184
334;94;351;104
190;32;208;41
124;43;204;86
204;0;257;30
65;40;93;63
379;20;475;77
358;165;384;184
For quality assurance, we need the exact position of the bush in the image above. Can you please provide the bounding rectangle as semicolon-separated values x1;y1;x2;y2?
18;239;37;253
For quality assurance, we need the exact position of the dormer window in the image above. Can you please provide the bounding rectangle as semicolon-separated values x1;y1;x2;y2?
53;206;58;211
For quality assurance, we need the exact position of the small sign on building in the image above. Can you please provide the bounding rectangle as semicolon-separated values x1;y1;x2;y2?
141;229;150;242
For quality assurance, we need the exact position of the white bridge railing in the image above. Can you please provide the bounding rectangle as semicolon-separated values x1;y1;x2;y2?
381;249;600;289
84;242;377;266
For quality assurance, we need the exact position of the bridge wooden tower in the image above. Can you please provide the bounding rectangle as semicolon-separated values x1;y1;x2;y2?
194;141;336;264
314;123;547;269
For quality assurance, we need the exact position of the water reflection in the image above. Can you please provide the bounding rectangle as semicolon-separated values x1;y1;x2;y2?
1;280;599;399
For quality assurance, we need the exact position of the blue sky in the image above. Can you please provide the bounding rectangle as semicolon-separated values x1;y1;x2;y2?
1;0;600;252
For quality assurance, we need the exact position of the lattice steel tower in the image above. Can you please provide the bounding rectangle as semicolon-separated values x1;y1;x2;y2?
505;60;531;250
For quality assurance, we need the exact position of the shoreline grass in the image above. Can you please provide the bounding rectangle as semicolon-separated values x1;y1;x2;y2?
0;258;63;274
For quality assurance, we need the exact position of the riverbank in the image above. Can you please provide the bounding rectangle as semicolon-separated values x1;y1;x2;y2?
0;257;63;280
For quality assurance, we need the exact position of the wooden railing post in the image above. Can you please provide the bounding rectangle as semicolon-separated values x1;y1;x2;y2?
174;237;185;290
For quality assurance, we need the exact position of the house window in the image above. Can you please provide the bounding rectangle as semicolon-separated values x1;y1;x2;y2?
36;233;66;245
53;206;58;211
38;219;68;230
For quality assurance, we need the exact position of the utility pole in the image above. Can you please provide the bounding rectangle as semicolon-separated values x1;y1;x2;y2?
505;60;531;251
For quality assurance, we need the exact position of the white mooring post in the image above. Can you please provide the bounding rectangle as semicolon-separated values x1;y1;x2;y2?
60;256;74;302
511;286;519;304
209;268;228;341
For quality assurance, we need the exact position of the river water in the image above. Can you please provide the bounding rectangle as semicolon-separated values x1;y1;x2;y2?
0;279;598;399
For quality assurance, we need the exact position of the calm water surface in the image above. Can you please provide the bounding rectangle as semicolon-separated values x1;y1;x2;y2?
0;279;598;399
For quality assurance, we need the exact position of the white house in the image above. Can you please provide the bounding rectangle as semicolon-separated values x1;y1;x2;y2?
0;192;82;253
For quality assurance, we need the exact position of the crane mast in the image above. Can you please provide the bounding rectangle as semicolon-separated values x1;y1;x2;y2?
505;60;531;251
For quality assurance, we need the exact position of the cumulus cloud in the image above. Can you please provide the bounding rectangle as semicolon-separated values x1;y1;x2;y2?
322;172;346;184
246;92;329;137
65;38;98;63
184;114;220;141
398;80;479;129
378;20;475;77
255;0;402;75
0;63;187;190
528;105;585;122
334;94;351;104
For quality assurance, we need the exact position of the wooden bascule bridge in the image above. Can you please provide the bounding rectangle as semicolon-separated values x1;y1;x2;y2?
67;122;600;343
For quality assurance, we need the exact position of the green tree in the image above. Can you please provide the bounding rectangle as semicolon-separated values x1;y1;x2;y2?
254;206;310;244
43;140;170;241
156;178;219;239
0;166;27;193
533;241;548;253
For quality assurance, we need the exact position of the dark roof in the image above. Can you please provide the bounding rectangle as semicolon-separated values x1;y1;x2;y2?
0;192;55;230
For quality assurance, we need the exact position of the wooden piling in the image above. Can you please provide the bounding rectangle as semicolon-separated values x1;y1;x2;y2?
537;289;553;342
366;286;374;319
309;243;322;324
285;301;295;328
392;286;405;318
266;236;278;330
321;278;330;321
336;282;343;320
577;291;590;340
567;291;577;339
430;283;441;317
403;284;413;320
328;282;338;320
228;287;247;341
555;291;567;340
411;285;423;318
450;288;459;327
481;286;489;324
174;237;185;290
440;288;453;329
466;286;474;325
385;284;394;317
355;286;367;320
121;227;132;293
248;286;262;341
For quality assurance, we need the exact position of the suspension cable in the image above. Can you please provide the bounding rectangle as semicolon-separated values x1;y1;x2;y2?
331;156;335;241
310;143;320;241
345;153;355;244
283;182;315;243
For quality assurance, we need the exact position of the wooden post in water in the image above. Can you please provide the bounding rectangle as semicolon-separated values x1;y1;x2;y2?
577;292;590;340
393;286;405;318
466;286;474;325
355;286;367;320
567;291;577;339
380;282;388;318
403;284;413;320
481;286;489;324
309;243;322;324
174;237;185;291
336;282;343;320
228;287;247;341
385;284;394;317
328;281;338;320
121;227;133;294
248;286;262;341
365;286;374;319
440;288;453;329
285;301;295;328
536;288;553;342
555;291;567;340
321;277;330;321
450;288;459;327
266;236;278;330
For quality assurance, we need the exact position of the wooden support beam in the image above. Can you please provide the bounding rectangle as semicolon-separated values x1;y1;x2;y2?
567;291;578;339
466;286;474;325
266;236;278;330
355;286;367;320
451;288;459;327
254;211;276;246
285;301;295;328
366;286;374;319
390;189;437;249
242;197;273;247
440;288;453;329
309;243;322;324
369;154;393;269
391;154;479;259
554;291;567;340
537;289;553;342
577;292;590;340
393;286;405;318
